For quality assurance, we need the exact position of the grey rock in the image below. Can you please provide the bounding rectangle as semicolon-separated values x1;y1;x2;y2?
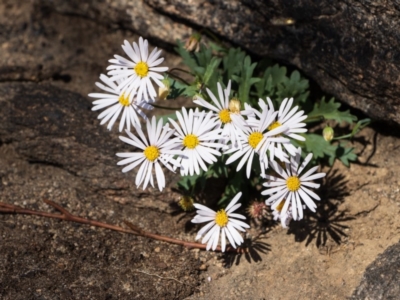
351;241;400;300
36;0;400;125
0;3;195;299
0;81;196;300
0;82;180;206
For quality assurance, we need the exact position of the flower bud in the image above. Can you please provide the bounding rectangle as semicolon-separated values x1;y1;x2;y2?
228;98;241;114
323;126;334;142
184;32;201;52
193;93;203;102
178;196;195;211
247;201;268;219
158;79;170;100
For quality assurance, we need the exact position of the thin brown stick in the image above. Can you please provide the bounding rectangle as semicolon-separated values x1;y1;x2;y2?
0;201;246;253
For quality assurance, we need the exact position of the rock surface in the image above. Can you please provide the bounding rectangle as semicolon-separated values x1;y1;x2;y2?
351;241;400;300
36;0;400;125
0;82;175;203
0;2;201;298
0;82;200;299
2;1;400;299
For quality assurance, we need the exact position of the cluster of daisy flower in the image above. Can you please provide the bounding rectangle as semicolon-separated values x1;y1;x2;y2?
89;36;326;252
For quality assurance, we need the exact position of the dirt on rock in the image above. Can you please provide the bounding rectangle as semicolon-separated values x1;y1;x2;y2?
1;1;400;300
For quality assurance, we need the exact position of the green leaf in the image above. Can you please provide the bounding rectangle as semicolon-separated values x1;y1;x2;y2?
270;64;288;85
334;143;357;167
218;169;245;205
208;41;228;54
206;155;229;178
193;66;205;76
222;48;246;82
303;133;337;161
177;172;207;193
255;64;287;99
167;77;199;98
254;64;309;106
194;44;213;68
182;85;199;97
303;134;357;166
167;78;187;99
276;70;309;103
232;56;260;104
158;112;177;124
202;57;222;92
307;97;357;124
174;40;198;71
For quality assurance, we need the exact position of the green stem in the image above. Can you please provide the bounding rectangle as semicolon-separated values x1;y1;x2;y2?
168;68;194;76
149;103;197;111
333;118;371;140
165;71;192;86
304;115;325;123
190;180;197;196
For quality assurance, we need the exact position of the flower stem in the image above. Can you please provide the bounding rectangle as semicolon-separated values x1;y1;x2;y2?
333;118;371;140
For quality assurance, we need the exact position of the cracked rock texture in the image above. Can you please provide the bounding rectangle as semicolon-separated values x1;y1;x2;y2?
36;0;400;126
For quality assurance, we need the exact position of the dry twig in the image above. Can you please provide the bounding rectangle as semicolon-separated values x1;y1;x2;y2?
0;200;247;253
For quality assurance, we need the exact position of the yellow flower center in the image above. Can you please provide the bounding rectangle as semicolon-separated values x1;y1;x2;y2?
118;94;130;106
228;98;241;114
134;61;149;78
143;145;160;162
215;209;229;227
183;134;199;149
268;121;281;131
286;176;301;192
219;109;231;124
276;199;285;212
248;132;263;149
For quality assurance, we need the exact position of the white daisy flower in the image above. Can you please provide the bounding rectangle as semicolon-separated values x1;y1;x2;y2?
169;107;224;176
258;97;307;159
271;199;294;228
193;80;246;148
107;36;168;103
116;116;181;191
191;192;250;252
262;147;326;221
225;107;289;178
89;74;153;131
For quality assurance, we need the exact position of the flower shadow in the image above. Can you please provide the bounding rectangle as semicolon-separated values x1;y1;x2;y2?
221;237;271;267
287;168;354;247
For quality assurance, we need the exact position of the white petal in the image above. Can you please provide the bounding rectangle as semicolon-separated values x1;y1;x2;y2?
297;189;317;212
300;186;321;201
154;162;165;191
225;192;242;212
301;172;326;181
202;224;219;245
224;227;236;249
194;221;215;239
211;227;220;251
229;218;250;229
221;229;226;252
297;152;313;174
